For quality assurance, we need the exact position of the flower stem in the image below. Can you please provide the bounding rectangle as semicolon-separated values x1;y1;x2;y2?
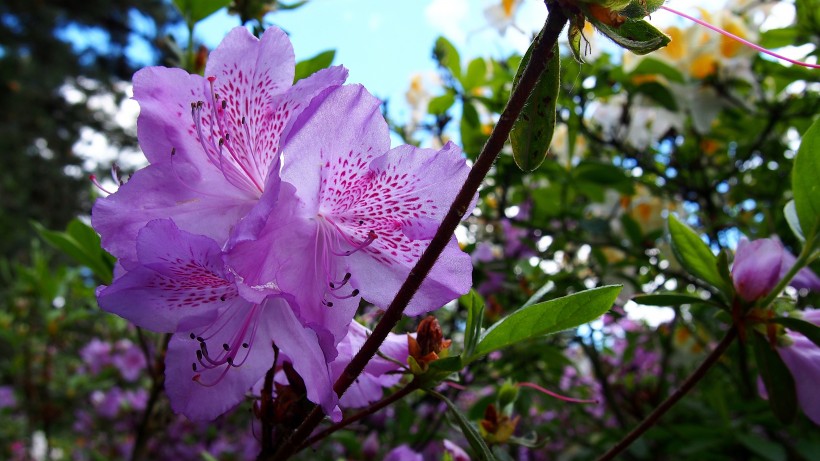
595;326;738;461
660;5;820;69
267;7;569;460
294;380;420;454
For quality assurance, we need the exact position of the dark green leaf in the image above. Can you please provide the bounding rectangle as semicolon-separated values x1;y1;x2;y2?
428;356;463;373
461;290;485;359
668;215;727;293
510;42;560;172
633;81;677;111
736;434;786;461
293;50;335;83
752;332;797;424
430;390;497;461
792;118;820;241
573;161;634;194
632;293;709;307
522;281;555;308
472;286;621;360
772;317;820;349
434;37;462;80
587;16;670;55
759;27;799;49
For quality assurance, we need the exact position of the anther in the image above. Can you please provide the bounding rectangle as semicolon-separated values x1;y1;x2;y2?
221;100;227;110
192;363;197;372
190;333;196;340
223;343;230;351
196;336;205;343
242;343;249;348
196;350;203;360
322;300;334;307
220;294;227;301
171;147;176;156
226;356;234;365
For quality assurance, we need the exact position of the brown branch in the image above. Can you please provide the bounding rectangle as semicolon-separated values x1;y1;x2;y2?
266;7;570;460
595;326;738;461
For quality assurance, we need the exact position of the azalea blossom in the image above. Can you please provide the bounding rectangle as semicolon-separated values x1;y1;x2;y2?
227;83;474;348
92;26;347;266
777;309;820;425
97;219;339;421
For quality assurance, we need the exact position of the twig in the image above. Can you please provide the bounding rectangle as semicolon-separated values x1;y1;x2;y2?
595;326;737;461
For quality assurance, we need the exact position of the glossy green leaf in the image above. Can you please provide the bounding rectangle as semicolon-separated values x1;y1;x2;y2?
173;0;229;24
752;332;797;424
461;290;485;359
588;16;671;55
430;390;497;461
668;215;726;292
792;118;820;240
434;36;462;80
510;42;560;172
772;317;820;349
33;219;114;284
293;50;335;83
471;286;621;360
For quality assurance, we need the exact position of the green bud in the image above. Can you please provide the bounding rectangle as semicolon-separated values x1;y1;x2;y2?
498;380;520;409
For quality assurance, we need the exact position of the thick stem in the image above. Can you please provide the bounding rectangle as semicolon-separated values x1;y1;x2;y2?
268;7;569;460
595;326;738;461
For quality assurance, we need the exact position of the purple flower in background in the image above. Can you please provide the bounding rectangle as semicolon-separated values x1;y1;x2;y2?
112;339;147;382
384;444;423;461
80;338;113;374
0;386;16;409
97;219;339;420
92;26;346;266
443;439;471;461
732;238;820;302
777;309;820;425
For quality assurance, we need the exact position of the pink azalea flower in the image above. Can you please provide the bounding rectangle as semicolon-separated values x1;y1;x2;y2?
98;219;339;420
732;237;820;302
92;26;347;267
227;84;474;344
384;444;423;461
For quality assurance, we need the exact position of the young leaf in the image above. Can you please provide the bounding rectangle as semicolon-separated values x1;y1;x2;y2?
667;215;726;293
173;0;230;25
293;50;335;83
462;58;488;92
587;17;670;55
33;219;114;284
792;118;820;241
428;92;456;115
510;42;560;172
462;290;486;359
470;286;621;360
430;390;497;461
751;332;798;424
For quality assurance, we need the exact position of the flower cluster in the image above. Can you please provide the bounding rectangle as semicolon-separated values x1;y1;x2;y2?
92;26;473;421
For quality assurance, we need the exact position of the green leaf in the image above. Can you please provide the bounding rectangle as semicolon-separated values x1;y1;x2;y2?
737;434;786;461
462;58;487;91
568;22;586;64
784;200;805;242
429;390;497;461
434;37;462;80
428;356;463;373
428;92;456;115
173;0;230;25
588;16;671;55
521;281;555;308
628;57;685;83
471;286;621;360
632;293;710;307
293;50;335;83
572;161;634;194
752;332;797;424
633;81;677;111
772;317;820;349
667;215;726;293
510;42;560;172
792;118;820;240
33;219;114;284
759;27;799;49
461;290;486;359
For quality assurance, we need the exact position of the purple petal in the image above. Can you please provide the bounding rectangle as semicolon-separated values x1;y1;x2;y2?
778;247;820;292
97;220;236;332
778;333;820;425
280;84;390;215
732;238;784;302
165;301;275;421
